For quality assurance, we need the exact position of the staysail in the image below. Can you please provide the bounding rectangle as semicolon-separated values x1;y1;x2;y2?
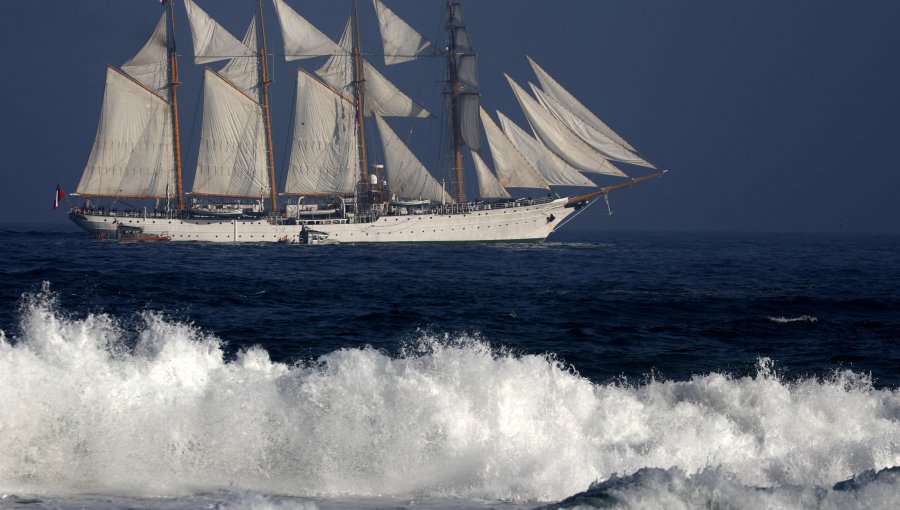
471;149;511;199
479;108;549;190
283;70;360;195
531;84;654;168
373;0;437;65
496;111;596;187
528;57;637;152
506;75;627;178
375;116;453;203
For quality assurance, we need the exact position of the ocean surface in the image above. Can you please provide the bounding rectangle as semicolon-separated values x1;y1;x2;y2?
1;225;898;509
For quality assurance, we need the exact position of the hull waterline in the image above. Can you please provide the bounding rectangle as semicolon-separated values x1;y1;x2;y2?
69;198;577;244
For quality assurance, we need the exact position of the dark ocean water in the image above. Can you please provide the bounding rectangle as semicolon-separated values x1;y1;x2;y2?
1;226;899;509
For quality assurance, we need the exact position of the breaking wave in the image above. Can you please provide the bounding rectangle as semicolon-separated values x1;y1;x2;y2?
768;315;819;323
543;466;900;510
1;285;899;504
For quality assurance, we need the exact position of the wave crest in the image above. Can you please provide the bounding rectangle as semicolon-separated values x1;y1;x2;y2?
768;315;819;323
1;286;899;501
544;466;900;510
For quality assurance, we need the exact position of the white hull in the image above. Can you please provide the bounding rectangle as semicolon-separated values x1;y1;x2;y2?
69;198;576;243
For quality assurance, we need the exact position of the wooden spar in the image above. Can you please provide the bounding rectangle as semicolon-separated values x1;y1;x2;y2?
281;193;355;198
447;0;465;203
168;0;185;210
188;192;273;199
352;0;369;189
257;0;278;212
74;193;178;200
566;170;667;205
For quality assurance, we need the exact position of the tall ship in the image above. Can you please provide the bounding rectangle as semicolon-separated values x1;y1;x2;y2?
67;0;665;244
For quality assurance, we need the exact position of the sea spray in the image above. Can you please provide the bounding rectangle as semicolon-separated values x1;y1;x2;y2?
1;286;899;502
543;466;900;510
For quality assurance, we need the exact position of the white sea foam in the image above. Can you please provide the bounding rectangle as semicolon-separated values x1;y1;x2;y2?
1;286;899;504
768;315;819;323
214;491;320;510
544;466;900;510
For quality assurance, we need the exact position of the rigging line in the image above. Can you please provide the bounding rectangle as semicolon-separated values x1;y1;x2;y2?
462;2;522;80
183;74;206;188
553;198;598;233
277;52;356;58
277;73;298;194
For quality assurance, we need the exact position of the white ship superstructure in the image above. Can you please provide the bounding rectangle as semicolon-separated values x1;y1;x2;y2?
68;0;666;243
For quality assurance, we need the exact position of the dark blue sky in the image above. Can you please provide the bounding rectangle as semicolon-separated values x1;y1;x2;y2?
2;0;898;232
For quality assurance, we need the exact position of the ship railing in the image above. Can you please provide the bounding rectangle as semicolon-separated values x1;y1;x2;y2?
69;206;188;220
427;196;556;215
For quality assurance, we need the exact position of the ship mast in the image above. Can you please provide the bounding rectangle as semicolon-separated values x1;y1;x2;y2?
352;0;369;190
447;0;464;203
257;0;278;212
167;0;185;210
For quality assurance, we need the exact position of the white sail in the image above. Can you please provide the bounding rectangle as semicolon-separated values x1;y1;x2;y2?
375;116;453;203
220;18;259;97
528;57;637;152
373;0;435;65
191;69;269;197
316;20;431;118
284;70;360;195
314;18;354;97
183;0;254;65
365;61;431;118
448;4;481;150
272;0;342;61
471;149;511;199
121;12;169;97
78;68;175;198
479;108;549;190
497;111;596;187
532;84;655;168
506;75;627;178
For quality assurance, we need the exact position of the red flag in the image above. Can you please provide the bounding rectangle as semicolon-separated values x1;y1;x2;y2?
54;184;65;210
160;0;168;6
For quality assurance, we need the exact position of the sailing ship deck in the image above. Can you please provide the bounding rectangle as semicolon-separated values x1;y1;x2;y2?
71;197;575;243
66;0;666;243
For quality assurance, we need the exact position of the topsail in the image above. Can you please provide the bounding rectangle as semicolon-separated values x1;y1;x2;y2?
316;20;431;118
272;0;343;60
373;0;437;65
183;0;255;64
220;19;260;96
121;13;170;97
